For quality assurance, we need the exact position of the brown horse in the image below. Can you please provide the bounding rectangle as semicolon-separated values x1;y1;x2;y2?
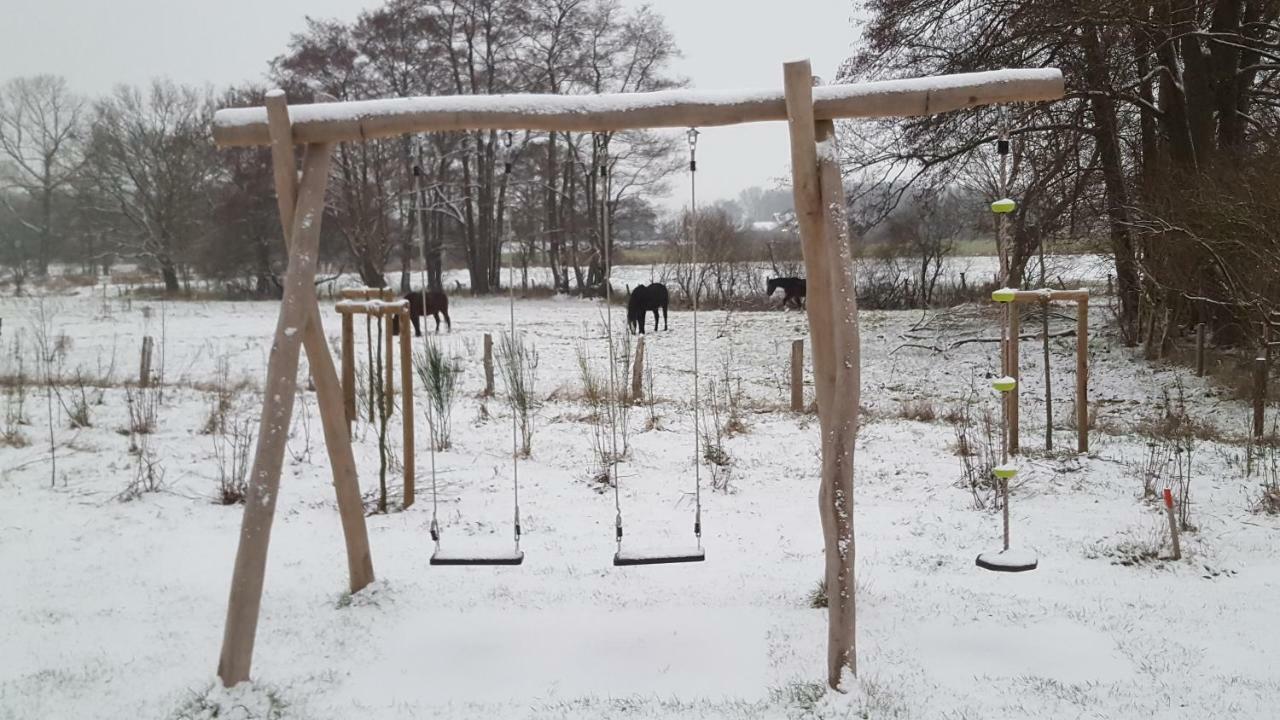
392;290;451;336
767;277;806;310
627;283;669;334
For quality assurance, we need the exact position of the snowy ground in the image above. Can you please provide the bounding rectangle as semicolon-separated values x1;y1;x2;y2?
1;274;1278;719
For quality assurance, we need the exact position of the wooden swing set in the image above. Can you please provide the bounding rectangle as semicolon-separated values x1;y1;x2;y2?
212;60;1063;691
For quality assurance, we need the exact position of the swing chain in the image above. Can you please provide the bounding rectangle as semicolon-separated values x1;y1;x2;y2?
689;127;703;547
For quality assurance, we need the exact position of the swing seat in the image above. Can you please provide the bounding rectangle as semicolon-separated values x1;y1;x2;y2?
430;548;524;566
975;548;1038;573
613;546;705;566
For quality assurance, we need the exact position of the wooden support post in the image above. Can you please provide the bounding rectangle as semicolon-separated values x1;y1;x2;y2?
791;339;804;412
139;336;154;388
1076;296;1089;453
631;336;645;402
342;313;355;429
218;141;335;687
399;308;414;508
483;333;495;397
1196;322;1206;377
786;59;859;690
1163;488;1182;561
218;92;373;689
366;316;376;423
1042;299;1052;452
384;313;395;417
1008;305;1020;454
1254;356;1267;438
1266;322;1272;366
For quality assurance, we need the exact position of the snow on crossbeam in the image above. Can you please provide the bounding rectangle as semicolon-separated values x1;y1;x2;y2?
212;69;1064;148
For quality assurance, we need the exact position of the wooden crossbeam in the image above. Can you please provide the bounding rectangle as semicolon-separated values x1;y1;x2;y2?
212;69;1064;147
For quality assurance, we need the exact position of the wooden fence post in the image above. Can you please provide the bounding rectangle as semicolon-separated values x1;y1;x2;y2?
1254;356;1267;438
483;333;495;396
139;336;154;388
1076;295;1089;453
1195;322;1206;377
791;339;804;412
631;336;645;401
1163;487;1182;561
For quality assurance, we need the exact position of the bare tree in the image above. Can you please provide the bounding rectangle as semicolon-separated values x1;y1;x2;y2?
85;80;218;293
0;75;87;282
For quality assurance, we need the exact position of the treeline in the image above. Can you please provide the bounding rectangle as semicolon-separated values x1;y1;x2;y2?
843;0;1280;352
0;0;683;297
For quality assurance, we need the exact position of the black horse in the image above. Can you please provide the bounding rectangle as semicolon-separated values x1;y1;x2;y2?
627;283;669;334
392;290;452;336
767;277;806;310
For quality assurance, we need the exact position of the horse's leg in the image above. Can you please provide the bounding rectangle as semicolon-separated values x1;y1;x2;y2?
663;304;668;330
432;311;441;333
651;308;658;332
411;313;422;337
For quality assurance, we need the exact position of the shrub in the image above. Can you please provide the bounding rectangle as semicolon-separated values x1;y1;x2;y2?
498;331;539;457
125;383;159;435
118;437;165;501
213;416;254;505
950;389;1000;510
808;578;828;608
897;398;937;422
415;337;461;451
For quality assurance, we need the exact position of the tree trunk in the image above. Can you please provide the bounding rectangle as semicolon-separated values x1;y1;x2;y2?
1081;25;1140;343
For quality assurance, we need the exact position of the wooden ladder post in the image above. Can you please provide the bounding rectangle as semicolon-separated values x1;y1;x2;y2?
342;313;355;430
483;333;495;397
791;338;804;412
631;336;645;402
1041;298;1052;452
384;311;395;418
1195;322;1206;377
399;307;414;508
1076;294;1089;453
1008;305;1020;454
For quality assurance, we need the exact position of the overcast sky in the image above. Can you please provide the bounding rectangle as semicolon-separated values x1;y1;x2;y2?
3;0;859;209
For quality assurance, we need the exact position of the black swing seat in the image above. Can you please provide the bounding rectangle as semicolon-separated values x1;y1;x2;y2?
613;547;705;567
974;549;1037;573
430;548;524;566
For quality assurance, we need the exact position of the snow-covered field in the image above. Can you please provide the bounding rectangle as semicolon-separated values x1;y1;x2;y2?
1;277;1278;719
